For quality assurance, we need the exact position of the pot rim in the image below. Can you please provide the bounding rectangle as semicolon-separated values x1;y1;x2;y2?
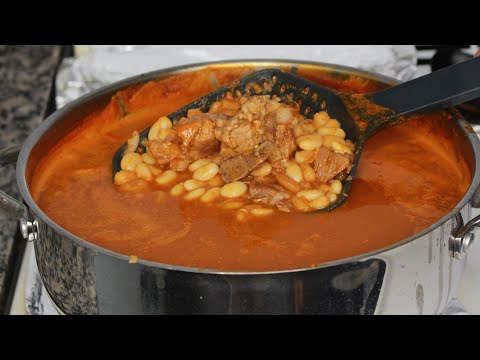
16;59;480;275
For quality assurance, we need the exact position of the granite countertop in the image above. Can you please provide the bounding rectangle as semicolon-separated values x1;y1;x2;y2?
0;45;61;313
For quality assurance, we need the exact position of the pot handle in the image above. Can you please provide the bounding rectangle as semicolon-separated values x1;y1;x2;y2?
450;212;480;259
0;145;28;219
472;183;480;208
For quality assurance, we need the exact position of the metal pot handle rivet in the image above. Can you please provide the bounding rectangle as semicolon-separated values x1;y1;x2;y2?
19;218;38;242
450;212;480;259
0;145;35;241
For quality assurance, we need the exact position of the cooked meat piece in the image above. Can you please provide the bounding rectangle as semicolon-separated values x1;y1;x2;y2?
176;117;220;160
215;145;237;164
275;200;293;213
275;173;302;193
186;108;204;118
240;95;271;121
169;156;190;172
263;115;297;167
209;98;241;116
205;113;231;122
245;141;274;168
314;147;353;183
263;115;283;168
216;96;278;153
182;112;231;123
274;107;293;124
176;118;202;146
146;140;182;166
211;113;231;140
263;113;276;143
275;125;297;158
216;116;263;153
190;118;219;156
219;142;274;183
249;179;292;212
220;156;249;183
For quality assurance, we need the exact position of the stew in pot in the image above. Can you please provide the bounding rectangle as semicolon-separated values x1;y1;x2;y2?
29;66;472;271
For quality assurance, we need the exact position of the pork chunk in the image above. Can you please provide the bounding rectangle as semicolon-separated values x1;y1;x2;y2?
249;179;292;212
215;96;279;153
275;125;297;158
314;147;353;183
216;117;263;153
176;117;220;160
146;140;182;166
263;115;297;167
219;142;274;183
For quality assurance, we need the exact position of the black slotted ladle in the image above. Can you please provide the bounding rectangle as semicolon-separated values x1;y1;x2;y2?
113;57;480;211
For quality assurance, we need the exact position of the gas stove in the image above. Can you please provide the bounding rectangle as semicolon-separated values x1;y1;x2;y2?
9;45;480;315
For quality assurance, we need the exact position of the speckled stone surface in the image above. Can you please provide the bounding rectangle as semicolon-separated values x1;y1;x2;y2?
0;45;61;310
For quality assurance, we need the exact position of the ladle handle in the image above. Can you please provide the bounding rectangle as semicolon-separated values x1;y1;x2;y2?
368;56;480;119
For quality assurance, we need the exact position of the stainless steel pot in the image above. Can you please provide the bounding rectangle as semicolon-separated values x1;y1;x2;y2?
1;60;480;315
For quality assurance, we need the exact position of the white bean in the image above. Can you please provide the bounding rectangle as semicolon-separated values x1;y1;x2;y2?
251;162;272;177
123;131;140;155
324;119;341;128
300;163;317;183
313;111;330;129
148;117;172;141
286;163;303;183
297;134;323;151
318;184;331;193
323;135;346;150
121;152;143;171
222;201;245;209
142;153;157;165
114;170;137;185
193;163;219;181
170;183;185;197
303;123;316;134
158;116;173;129
157;129;176;141
332;141;353;155
250;208;274;217
208;174;225;187
184;188;206;201
331;180;343;195
189;159;211;172
295;150;315;164
148;165;162;176
220;182;248;198
135;163;153;181
318;127;346;139
184;179;205;191
293;123;305;137
148;120;161;141
310;196;330;210
297;190;325;201
327;192;338;203
292;196;313;212
155;170;177;185
200;187;221;203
